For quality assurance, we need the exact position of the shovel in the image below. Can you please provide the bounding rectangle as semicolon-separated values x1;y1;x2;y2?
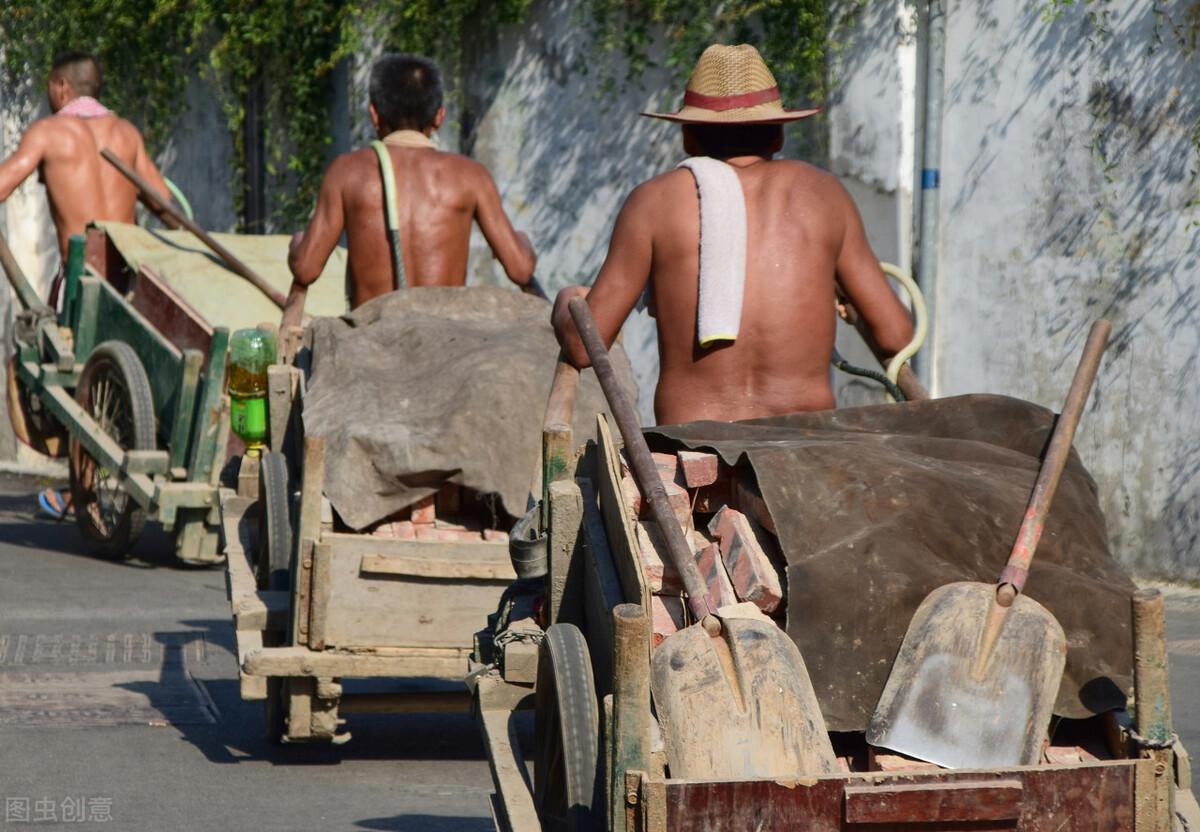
567;297;837;780
867;319;1111;769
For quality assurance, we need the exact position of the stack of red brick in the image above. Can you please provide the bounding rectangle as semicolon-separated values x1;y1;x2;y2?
620;450;785;646
368;483;510;543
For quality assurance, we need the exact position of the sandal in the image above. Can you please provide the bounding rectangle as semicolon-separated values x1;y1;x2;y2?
37;488;71;520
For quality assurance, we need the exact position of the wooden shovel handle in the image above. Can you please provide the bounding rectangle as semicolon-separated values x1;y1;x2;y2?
998;320;1111;601
568;298;719;628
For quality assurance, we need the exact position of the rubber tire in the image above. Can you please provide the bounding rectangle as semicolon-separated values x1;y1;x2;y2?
257;451;293;591
534;623;602;832
69;341;156;559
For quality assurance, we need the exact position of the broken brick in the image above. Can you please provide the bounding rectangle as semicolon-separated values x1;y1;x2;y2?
411;494;436;525
734;479;777;535
694;541;738;609
677;450;719;488
483;529;509;543
708;507;783;613
651;595;686;647
414;524;439;541
635;520;681;593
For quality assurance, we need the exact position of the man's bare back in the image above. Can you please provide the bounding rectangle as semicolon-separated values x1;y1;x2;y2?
0;53;170;262
553;45;913;425
284;54;534;327
289;140;533;308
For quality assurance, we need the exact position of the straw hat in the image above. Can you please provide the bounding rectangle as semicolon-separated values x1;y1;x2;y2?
643;44;820;125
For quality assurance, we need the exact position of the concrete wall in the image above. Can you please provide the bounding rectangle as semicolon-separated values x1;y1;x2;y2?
833;1;1200;580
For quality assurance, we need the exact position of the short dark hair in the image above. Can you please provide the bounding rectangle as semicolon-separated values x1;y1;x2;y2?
683;123;783;159
369;53;443;133
50;51;102;98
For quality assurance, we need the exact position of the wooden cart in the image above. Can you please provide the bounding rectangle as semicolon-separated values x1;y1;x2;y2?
222;350;519;743
4;229;232;563
471;368;1200;832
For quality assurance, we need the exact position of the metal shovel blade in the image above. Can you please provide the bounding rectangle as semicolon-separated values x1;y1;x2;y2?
867;581;1067;769
651;616;838;780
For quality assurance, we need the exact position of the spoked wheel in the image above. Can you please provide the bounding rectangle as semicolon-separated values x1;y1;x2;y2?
534;623;602;832
69;342;156;559
257;451;293;591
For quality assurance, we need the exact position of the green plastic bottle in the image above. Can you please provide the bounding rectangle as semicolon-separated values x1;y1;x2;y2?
229;328;276;453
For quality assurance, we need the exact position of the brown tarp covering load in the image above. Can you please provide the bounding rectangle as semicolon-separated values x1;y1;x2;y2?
646;394;1135;732
304;287;634;531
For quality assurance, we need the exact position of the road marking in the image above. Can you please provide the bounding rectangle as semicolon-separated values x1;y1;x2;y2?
0;670;217;727
0;632;210;666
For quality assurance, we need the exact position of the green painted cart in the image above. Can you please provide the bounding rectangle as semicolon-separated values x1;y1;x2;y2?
2;223;345;564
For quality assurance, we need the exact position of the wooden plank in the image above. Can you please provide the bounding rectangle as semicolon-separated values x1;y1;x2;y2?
323;544;509;650
308;542;332;649
73;279;100;357
84;226;132;292
36;377;156;506
843;779;1022;823
324;532;509;559
477;675;540;832
359;553;517;581
595;415;650;617
541;362;580;512
129;265;213;355
547;479;584;627
167;349;203;470
291;435;325;646
266;364;294;454
236;629;268;700
242;645;471;680
654;763;1138;831
186;326;230;486
579;474;624;698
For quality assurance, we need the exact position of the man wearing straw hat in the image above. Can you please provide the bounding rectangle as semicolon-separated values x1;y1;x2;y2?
553;44;914;424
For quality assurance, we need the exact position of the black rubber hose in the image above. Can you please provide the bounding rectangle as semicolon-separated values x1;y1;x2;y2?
831;348;907;402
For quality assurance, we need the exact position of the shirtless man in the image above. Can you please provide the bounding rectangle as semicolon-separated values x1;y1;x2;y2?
0;51;171;519
282;53;536;327
0;51;172;266
553;44;914;425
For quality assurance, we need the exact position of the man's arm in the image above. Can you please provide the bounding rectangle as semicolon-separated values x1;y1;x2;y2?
471;162;536;287
0;124;47;203
553;183;654;368
281;156;347;329
833;181;914;359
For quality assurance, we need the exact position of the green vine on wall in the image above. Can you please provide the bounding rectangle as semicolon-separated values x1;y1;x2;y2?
2;0;833;230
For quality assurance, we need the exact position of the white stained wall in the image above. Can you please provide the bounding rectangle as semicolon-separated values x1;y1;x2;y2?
834;1;1200;580
459;0;682;422
828;0;919;407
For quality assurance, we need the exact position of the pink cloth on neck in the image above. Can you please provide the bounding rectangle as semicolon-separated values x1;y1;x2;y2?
57;96;111;119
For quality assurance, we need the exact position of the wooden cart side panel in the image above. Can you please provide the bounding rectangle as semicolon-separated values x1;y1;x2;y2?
128;265;214;355
595;415;651;617
90;278;184;440
167;350;204;471
655;762;1138;832
84;226;132;293
321;537;513;650
186;327;230;485
579;474;624;699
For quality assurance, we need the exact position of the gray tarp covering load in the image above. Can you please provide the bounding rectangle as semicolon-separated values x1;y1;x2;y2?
303;287;633;531
646;394;1134;732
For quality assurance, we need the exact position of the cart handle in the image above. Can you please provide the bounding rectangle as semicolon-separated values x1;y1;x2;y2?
0;228;52;316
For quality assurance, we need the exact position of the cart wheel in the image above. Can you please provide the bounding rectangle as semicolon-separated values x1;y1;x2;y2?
69;342;156;559
257;451;292;591
534;623;602;831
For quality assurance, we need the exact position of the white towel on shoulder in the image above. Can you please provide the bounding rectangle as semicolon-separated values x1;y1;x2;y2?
677;157;747;347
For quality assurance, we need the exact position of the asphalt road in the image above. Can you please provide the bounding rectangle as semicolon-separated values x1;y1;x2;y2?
0;472;1196;830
